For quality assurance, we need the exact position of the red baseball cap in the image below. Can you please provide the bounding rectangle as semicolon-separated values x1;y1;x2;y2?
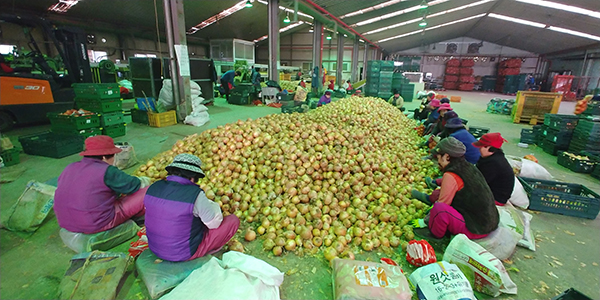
472;132;508;148
80;135;122;156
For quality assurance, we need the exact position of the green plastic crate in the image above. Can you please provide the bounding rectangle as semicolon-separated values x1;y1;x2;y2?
102;123;127;138
131;109;149;125
47;113;100;131
99;111;125;127
1;148;20;167
72;83;121;100
76;98;123;113
18;131;84;158
52;127;102;138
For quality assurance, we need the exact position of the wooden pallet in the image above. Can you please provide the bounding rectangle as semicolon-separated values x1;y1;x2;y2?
512;91;562;124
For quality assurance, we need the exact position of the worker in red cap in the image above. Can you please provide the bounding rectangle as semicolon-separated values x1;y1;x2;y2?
473;133;515;206
54;136;151;235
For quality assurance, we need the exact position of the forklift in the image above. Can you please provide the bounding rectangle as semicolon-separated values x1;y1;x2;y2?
0;13;92;131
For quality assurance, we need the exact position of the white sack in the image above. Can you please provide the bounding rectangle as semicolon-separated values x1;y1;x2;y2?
508;177;529;209
158;79;175;110
519;159;553;180
160;251;284;300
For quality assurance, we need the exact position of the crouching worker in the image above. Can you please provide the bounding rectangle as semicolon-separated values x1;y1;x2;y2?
54;136;151;234
144;154;240;261
473;133;515;206
411;137;499;240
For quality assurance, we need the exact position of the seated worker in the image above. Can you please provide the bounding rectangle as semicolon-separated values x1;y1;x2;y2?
388;89;405;111
414;98;440;121
318;91;332;107
411;137;499;239
424;103;452;135
432;110;458;137
440;97;450;104
220;70;241;101
344;80;353;91
445;117;480;164
473;133;515;206
299;79;307;88
328;80;335;91
144;154;240;262
54;136;150;234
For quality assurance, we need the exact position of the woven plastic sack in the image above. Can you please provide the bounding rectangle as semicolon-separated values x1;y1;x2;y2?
406;240;437;267
459;76;475;83
3;181;55;232
443;234;517;297
114;142;138;170
458;83;474;91
474;203;523;260
58;251;129;300
508;177;529;209
444;75;458;82
443;82;457;90
409;261;475;300
459;68;474;75
59;220;140;253
332;258;412;300
445;67;459;75
136;249;212;299
518;211;536;251
446;59;460;67
460;59;475;67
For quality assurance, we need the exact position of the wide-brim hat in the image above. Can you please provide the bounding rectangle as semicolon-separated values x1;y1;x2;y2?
429;99;441;108
166;153;206;178
438;103;453;111
80;135;122;156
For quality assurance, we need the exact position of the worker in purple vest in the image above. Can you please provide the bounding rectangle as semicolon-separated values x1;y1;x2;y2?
54;136;151;234
144;153;240;262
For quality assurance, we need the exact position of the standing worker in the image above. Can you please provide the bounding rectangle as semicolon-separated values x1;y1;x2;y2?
311;66;320;96
250;66;261;99
144;154;240;261
220;70;241;101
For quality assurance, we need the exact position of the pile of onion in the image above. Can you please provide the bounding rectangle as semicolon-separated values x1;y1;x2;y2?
134;97;435;259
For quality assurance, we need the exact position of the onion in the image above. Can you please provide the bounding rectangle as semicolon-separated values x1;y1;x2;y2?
245;229;256;241
273;246;283;256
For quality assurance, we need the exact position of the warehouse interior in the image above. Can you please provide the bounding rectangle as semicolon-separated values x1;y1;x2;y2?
0;0;599;299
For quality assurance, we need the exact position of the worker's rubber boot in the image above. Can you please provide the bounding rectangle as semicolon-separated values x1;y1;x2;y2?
411;190;432;206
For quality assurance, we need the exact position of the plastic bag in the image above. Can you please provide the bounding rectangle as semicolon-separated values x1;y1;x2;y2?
409;261;475;300
519;159;553;180
114;142;138;170
59;251;129;300
184;111;210;127
136;250;213;299
443;234;517;297
517;211;536;251
119;79;133;91
160;252;284;300
406;240;437;267
3;181;55;232
158;79;176;111
508;177;529;209
59;220;140;253
475;203;524;260
332;258;412;300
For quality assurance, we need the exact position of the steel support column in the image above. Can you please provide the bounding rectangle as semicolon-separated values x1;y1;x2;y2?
336;34;344;87
268;0;280;82
164;0;192;120
362;44;368;80
351;37;359;82
312;20;323;88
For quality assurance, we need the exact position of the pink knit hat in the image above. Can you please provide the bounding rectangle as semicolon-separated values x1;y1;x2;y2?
429;99;441;108
438;103;453;111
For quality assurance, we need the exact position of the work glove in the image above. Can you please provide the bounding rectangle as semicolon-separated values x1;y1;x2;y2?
137;176;152;188
410;219;427;228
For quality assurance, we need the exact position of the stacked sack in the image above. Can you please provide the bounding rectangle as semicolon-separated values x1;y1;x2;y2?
495;59;521;93
443;59;460;90
458;59;475;91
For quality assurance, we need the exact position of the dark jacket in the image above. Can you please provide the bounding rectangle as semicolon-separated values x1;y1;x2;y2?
450;129;481;164
476;150;515;204
445;157;499;235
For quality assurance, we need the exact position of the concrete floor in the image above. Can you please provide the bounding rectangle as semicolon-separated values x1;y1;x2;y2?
0;92;598;299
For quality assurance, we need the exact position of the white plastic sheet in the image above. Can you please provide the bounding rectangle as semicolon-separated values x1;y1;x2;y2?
160;251;284;300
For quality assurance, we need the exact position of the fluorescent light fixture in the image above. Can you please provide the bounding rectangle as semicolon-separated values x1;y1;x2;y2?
309;28;314;32
488;13;546;28
48;0;80;13
188;0;248;33
253;21;305;43
428;0;494;18
245;0;252;8
340;0;407;19
515;0;600;19
378;13;485;43
548;26;600;41
363;17;421;35
393;61;404;66
256;0;313;19
352;0;449;27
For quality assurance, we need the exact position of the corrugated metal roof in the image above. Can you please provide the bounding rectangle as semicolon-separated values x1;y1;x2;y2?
1;0;599;54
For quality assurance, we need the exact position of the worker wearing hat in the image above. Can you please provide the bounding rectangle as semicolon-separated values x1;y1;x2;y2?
473;133;515;206
144;153;240;261
444;118;480;164
388;89;405;111
424;102;452;135
318;90;332;107
411;137;499;240
414;98;440;122
54;136;151;234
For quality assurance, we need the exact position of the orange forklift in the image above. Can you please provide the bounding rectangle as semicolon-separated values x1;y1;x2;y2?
0;13;93;131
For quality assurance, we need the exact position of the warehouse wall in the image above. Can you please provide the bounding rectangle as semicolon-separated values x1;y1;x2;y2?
256;30;370;81
0;22;208;63
546;48;600;91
